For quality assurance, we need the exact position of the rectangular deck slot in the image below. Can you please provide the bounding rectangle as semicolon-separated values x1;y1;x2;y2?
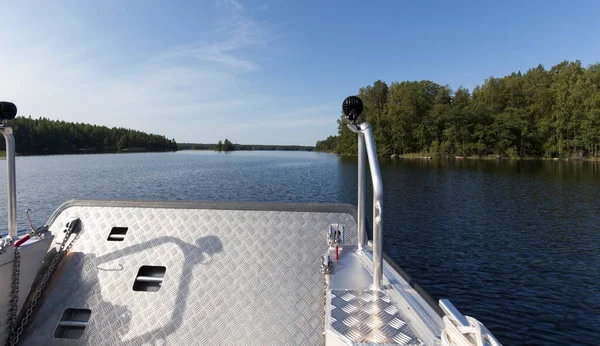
133;266;166;292
107;227;128;241
54;308;91;339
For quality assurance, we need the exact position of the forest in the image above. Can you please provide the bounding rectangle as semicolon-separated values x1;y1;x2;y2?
0;116;177;155
179;141;314;151
316;60;600;159
214;139;234;151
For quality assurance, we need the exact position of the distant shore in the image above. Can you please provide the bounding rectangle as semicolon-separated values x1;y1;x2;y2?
317;150;600;161
392;153;600;161
0;148;176;157
178;143;314;152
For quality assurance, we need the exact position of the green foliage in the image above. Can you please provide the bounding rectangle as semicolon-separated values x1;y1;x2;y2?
320;61;600;159
0;116;177;155
184;142;312;151
223;139;234;151
233;144;313;151
214;139;233;151
315;136;338;152
179;143;215;150
209;139;313;152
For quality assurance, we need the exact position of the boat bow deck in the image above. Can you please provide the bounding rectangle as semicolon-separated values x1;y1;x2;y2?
22;200;359;345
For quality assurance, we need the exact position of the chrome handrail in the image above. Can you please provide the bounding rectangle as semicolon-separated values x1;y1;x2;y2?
348;122;384;290
0;124;17;239
357;131;366;251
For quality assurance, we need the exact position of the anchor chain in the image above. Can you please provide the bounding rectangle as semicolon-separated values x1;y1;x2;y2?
5;247;20;346
5;218;80;346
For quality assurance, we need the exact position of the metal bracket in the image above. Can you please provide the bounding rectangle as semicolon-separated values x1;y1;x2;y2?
25;209;49;237
327;224;344;248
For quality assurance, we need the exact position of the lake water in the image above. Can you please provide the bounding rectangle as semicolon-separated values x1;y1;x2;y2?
1;151;599;345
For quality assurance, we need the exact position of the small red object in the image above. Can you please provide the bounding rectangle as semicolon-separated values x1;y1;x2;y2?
14;235;31;247
335;245;339;261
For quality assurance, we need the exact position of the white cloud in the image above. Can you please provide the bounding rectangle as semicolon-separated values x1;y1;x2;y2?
258;3;271;11
0;2;339;145
215;0;244;12
233;104;337;130
0;2;270;137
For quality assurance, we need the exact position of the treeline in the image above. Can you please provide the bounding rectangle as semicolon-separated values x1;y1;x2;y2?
232;144;313;151
178;143;214;150
215;139;234;151
319;60;600;159
179;142;314;151
0;116;177;155
315;136;338;152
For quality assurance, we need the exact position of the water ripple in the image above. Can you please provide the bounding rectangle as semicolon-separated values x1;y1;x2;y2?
0;153;597;345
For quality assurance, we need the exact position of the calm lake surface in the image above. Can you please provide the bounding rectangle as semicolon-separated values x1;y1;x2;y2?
1;151;599;345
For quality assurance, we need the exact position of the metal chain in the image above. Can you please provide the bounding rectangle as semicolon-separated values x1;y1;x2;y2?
5;247;20;346
320;254;333;274
5;219;80;346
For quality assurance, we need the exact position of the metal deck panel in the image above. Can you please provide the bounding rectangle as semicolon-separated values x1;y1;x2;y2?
21;201;358;345
326;290;422;345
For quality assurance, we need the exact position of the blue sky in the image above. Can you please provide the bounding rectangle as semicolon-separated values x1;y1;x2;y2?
1;0;599;145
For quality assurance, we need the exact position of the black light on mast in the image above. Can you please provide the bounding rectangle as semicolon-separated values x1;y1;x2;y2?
342;96;363;125
0;101;17;123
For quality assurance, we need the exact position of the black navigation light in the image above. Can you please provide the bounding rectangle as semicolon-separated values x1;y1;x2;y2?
0;102;17;121
342;96;363;124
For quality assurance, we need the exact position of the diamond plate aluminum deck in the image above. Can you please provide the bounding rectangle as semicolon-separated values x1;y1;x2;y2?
20;200;358;345
327;290;423;345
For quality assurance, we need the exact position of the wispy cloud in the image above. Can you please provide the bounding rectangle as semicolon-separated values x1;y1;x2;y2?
157;2;270;74
0;2;338;145
229;104;338;133
216;0;244;13
0;1;277;141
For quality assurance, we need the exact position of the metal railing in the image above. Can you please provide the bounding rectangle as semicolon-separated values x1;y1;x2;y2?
348;122;384;290
0;124;17;239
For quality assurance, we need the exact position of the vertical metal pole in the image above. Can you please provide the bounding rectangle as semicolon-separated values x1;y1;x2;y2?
357;132;366;251
361;123;383;290
0;126;17;238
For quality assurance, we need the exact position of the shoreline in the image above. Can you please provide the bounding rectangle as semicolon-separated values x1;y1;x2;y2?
393;154;600;161
0;149;176;157
316;151;600;161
